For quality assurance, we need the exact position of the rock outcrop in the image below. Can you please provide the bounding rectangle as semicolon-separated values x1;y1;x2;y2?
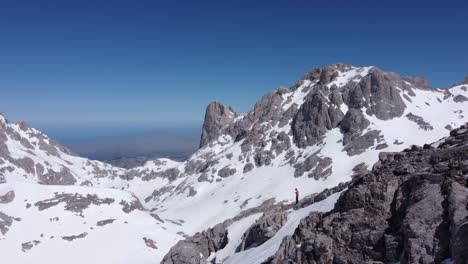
292;90;344;147
161;222;229;264
236;210;288;252
200;102;236;148
266;124;468;264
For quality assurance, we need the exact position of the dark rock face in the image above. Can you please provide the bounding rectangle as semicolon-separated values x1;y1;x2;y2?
343;68;406;120
267;123;468;264
405;112;434;130
237;210;288;252
217;166;236;178
453;94;468;103
0;211;20;235
292;91;344;148
21;240;40;252
0;191;15;204
294;155;332;179
339;109;370;145
39;167;77;185
161;223;229;264
141;167;180;182
62;232;88;241
343;129;383;156
96;219;115;226
243;163;255;173
200;102;236;148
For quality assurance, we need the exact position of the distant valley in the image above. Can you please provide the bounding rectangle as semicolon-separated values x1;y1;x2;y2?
37;124;200;167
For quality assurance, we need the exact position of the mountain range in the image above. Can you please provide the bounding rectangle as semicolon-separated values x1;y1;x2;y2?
1;63;467;264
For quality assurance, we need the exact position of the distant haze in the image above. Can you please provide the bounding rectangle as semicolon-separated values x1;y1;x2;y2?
38;123;201;161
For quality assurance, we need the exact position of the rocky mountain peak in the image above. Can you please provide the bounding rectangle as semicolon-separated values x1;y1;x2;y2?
199;101;237;148
463;76;468;84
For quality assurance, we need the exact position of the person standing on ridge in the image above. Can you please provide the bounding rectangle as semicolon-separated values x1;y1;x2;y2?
295;188;299;205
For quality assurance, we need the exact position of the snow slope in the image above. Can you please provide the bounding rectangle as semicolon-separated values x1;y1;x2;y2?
0;182;182;264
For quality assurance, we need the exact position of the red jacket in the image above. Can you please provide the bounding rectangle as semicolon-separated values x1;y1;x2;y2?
295;190;299;197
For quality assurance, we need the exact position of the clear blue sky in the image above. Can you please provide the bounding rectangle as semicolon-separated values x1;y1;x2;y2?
1;0;467;127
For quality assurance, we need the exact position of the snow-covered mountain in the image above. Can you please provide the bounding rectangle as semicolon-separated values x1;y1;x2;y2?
1;63;467;263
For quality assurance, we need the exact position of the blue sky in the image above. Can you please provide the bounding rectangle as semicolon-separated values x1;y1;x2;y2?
1;0;467;127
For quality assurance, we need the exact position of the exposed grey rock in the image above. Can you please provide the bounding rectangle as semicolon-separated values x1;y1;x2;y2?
120;197;144;213
339;108;370;145
343;129;382;156
292;91;344;147
453;94;468;102
161;223;229;264
0;190;14;204
150;213;165;223
96;219;115;226
0;211;20;235
297;182;349;209
34;193;114;213
297;68;321;85
249;90;285;124
279;104;298;128
294;154;332;179
11;157;35;175
343;67;406;120
375;142;388;150
352;162;369;177
144;186;175;203
200;102;236;148
267;123;468;264
448;180;468;264
141;167;180;182
405;112;434;130
243;163;255;173
217;166;236;178
62;232;88;241
254;150;274;167
144;237;158;249
237;210;288;252
39;166;77;185
240;198;251;209
21;240;40;252
197;173;213;183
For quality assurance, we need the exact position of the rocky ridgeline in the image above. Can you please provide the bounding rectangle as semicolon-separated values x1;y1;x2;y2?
266;124;468;264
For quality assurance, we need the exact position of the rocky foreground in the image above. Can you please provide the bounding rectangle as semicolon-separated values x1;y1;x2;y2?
163;124;468;264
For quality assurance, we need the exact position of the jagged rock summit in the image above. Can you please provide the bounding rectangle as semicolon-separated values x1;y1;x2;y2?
1;63;467;263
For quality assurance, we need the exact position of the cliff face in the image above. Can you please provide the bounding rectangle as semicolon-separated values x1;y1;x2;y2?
199;101;237;148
